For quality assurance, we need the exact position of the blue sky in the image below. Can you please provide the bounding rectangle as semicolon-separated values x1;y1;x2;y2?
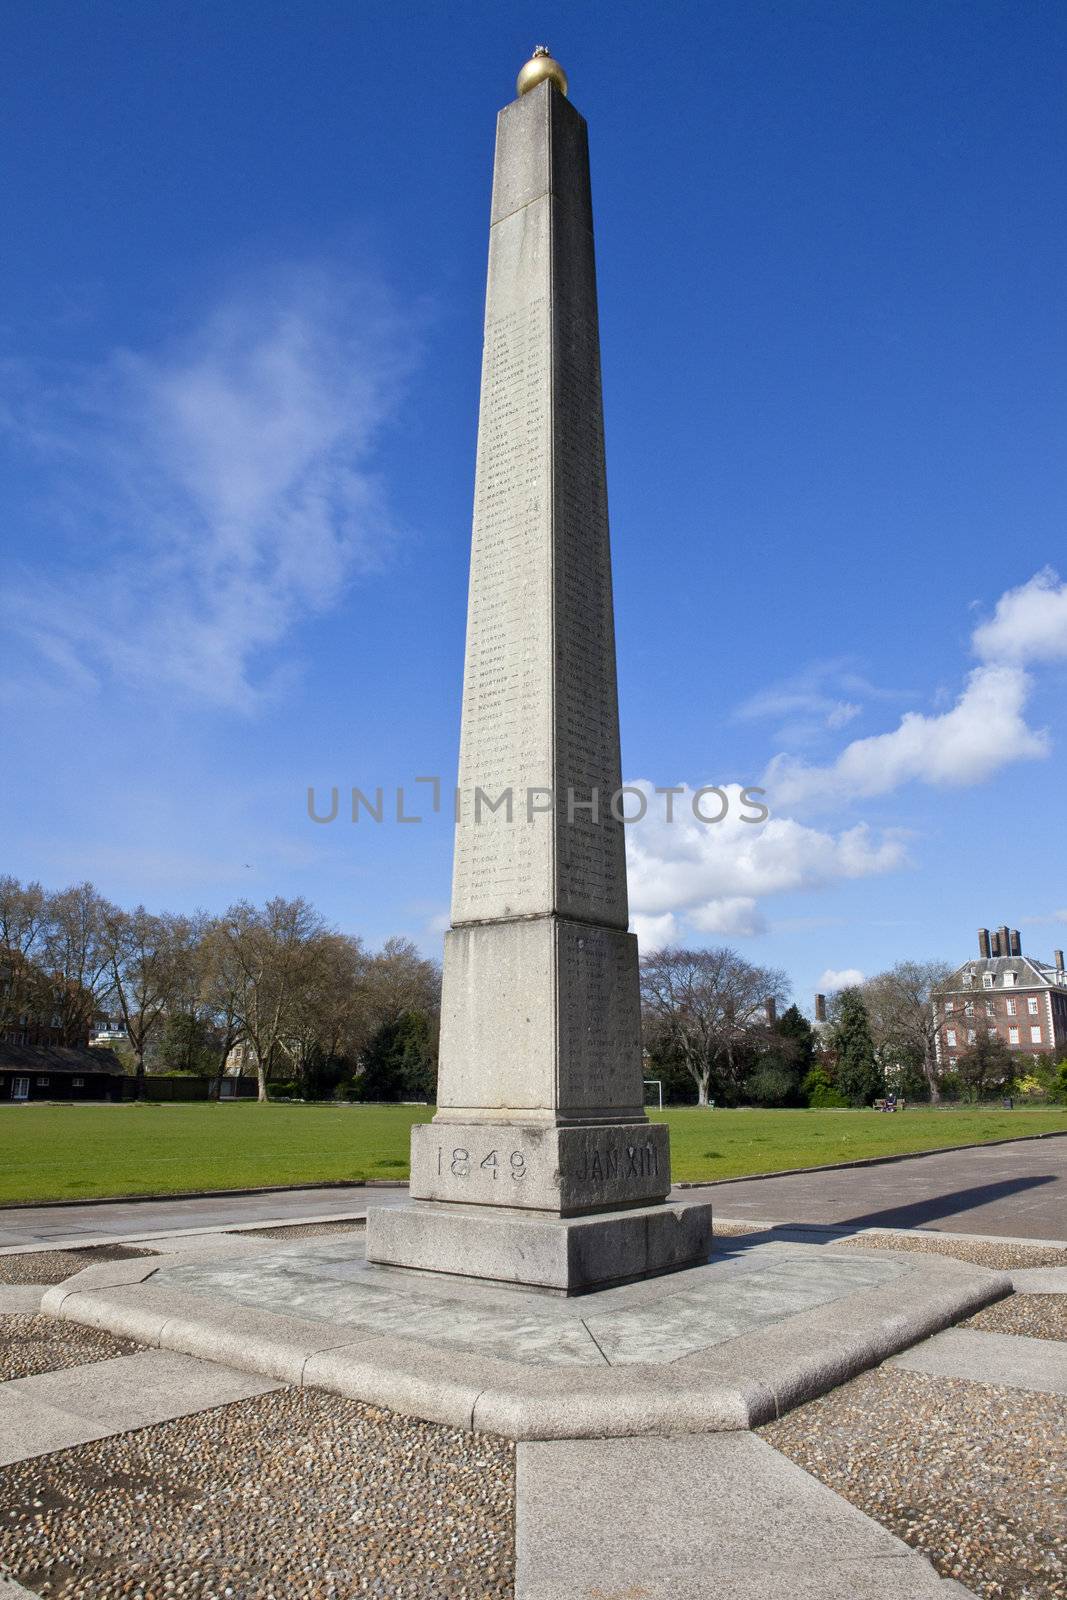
2;0;1065;1014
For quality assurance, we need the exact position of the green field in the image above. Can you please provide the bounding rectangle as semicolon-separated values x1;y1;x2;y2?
0;1102;1063;1204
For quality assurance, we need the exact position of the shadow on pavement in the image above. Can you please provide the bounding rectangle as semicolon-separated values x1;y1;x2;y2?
711;1172;1058;1253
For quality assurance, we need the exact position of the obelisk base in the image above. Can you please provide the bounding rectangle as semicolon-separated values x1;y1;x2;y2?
365;1199;714;1295
408;1121;671;1215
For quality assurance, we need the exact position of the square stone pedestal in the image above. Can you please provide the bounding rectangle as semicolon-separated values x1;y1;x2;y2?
365;1198;714;1294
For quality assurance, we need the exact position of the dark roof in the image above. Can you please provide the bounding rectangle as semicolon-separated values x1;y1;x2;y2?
936;955;1065;994
0;1043;124;1074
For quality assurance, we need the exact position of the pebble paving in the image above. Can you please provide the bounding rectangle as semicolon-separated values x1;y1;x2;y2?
0;1385;515;1599
839;1233;1067;1272
0;1248;158;1288
963;1294;1067;1343
0;1317;143;1383
763;1367;1066;1600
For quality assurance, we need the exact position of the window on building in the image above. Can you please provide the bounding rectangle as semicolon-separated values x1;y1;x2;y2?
964;969;976;985
1006;999;1017;1017
948;1056;957;1067
35;1077;49;1086
72;1077;84;1087
946;1029;957;1047
983;973;994;988
944;999;955;1013
1003;972;1016;986
967;1029;976;1045
987;1027;998;1040
1009;1027;1019;1044
1031;1026;1042;1044
1028;998;1040;1015
985;1001;996;1016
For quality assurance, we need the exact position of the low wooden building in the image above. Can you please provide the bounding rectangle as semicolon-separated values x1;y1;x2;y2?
0;1043;125;1103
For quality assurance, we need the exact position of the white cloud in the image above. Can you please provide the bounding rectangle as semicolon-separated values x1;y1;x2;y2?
0;265;415;711
625;782;908;940
818;967;865;992
972;568;1067;665
630;912;679;951
687;897;766;937
765;663;1048;810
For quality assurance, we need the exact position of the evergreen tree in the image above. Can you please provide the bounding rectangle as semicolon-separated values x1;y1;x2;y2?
829;988;884;1107
746;1005;816;1106
358;1009;437;1102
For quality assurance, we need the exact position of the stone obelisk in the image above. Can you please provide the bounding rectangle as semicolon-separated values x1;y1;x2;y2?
366;49;712;1292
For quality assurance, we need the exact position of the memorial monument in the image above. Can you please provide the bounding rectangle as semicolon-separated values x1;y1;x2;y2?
366;48;713;1292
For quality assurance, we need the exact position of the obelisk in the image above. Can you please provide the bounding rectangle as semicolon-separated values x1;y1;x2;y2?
366;49;712;1291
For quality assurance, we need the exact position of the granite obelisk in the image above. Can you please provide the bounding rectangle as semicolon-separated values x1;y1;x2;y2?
366;49;712;1291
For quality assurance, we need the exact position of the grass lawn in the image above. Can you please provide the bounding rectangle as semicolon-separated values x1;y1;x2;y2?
0;1101;1063;1204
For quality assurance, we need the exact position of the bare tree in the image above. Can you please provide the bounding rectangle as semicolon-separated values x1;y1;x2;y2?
41;882;116;1046
362;936;441;1032
103;907;192;1095
279;932;370;1088
198;919;248;1098
215;897;328;1101
0;875;48;1037
862;960;953;1102
639;946;790;1106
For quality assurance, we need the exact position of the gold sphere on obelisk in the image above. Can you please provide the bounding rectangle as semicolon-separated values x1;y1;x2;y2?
516;45;568;98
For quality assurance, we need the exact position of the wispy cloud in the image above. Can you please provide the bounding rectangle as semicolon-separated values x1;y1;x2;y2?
0;264;416;711
733;658;911;747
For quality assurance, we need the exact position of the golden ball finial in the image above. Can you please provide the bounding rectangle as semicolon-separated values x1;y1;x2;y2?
516;44;568;99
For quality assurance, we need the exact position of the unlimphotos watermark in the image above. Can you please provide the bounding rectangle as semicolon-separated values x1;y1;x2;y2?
306;779;770;826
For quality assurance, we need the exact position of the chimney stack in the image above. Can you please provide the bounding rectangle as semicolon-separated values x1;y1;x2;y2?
1009;929;1022;957
990;931;1001;957
1056;950;1064;974
998;925;1010;959
978;928;991;958
765;997;777;1026
814;993;827;1023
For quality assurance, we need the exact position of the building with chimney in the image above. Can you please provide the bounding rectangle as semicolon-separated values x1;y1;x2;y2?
933;926;1067;1071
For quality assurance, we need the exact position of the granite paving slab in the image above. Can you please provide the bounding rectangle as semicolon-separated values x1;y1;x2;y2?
515;1433;970;1599
889;1326;1067;1394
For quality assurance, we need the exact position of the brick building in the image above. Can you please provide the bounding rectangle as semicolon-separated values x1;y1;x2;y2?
934;925;1067;1071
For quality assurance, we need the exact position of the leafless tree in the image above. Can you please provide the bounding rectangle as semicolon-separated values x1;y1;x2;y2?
40;882;117;1046
639;946;790;1106
214;897;328;1101
862;960;953;1102
103;906;193;1094
0;875;49;1036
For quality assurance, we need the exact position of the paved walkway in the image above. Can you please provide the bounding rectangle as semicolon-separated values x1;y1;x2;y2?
686;1131;1067;1239
0;1187;405;1252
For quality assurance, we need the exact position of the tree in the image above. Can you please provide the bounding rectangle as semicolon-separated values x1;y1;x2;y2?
829;987;883;1107
747;1005;816;1107
198;918;249;1098
0;875;48;1037
102;906;192;1095
40;882;116;1046
214;897;329;1101
279;932;369;1093
863;960;953;1102
639;946;790;1107
956;1033;1015;1102
358;1010;438;1102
